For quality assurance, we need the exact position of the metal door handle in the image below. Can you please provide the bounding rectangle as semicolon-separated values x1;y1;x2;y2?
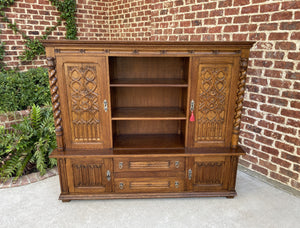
106;170;111;181
104;99;108;112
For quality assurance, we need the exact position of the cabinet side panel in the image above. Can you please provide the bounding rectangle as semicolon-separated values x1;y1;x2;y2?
58;158;69;194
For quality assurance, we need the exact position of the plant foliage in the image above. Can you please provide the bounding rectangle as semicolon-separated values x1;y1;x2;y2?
0;0;77;64
0;67;51;112
0;104;57;181
0;41;5;72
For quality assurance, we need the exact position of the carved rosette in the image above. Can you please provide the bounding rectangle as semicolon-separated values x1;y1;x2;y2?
231;58;248;148
47;57;64;151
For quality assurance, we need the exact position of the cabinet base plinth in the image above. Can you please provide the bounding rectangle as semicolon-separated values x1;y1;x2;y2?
59;191;237;201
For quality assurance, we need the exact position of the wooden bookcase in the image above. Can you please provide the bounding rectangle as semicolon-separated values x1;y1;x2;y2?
44;41;253;202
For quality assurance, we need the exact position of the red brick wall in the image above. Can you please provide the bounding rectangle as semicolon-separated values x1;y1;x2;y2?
1;0;299;191
109;0;152;40
0;110;30;129
106;0;300;191
0;0;109;71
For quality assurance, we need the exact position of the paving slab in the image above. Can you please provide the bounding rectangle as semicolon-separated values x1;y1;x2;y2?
0;171;299;228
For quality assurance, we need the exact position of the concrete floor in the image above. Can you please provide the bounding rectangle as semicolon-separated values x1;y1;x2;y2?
0;171;299;228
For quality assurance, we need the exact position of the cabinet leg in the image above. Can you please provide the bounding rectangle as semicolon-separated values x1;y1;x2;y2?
62;200;71;203
226;196;235;199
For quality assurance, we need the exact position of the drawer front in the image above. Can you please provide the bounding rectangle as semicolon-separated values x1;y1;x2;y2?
114;177;184;193
114;157;185;172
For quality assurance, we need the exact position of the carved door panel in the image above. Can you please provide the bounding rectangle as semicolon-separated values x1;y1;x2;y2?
57;56;112;149
187;57;239;148
66;158;113;194
187;156;230;191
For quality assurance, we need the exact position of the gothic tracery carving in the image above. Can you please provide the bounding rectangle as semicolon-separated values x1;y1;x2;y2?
195;66;230;142
66;65;102;142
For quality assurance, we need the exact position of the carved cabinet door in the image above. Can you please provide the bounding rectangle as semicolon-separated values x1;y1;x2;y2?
57;56;112;149
187;56;240;148
187;156;230;191
66;158;113;194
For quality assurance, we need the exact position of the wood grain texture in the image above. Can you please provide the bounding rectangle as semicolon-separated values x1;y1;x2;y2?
46;57;64;151
58;191;237;201
45;41;253;201
188;56;240;148
112;107;186;120
110;78;188;87
113;134;185;149
231;58;249;148
56;56;112;149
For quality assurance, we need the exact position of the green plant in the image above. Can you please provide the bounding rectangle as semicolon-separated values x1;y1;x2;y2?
0;41;5;72
0;67;51;112
19;39;46;61
0;104;57;181
49;0;77;40
0;0;77;63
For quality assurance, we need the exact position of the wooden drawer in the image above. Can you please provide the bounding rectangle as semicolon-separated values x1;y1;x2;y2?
114;157;185;172
114;177;184;193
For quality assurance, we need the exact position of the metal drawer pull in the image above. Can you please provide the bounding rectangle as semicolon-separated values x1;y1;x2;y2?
106;170;111;181
188;169;192;180
175;161;180;168
175;181;179;188
119;182;124;190
119;162;123;169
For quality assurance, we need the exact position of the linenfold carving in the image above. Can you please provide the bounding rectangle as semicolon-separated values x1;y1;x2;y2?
66;65;102;142
195;66;229;141
231;58;248;148
47;57;64;151
72;163;103;187
195;161;225;185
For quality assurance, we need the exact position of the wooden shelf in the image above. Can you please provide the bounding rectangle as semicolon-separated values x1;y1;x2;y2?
114;134;185;149
111;107;186;120
110;78;188;87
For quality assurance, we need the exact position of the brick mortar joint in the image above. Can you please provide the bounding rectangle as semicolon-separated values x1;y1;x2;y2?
239;137;299;174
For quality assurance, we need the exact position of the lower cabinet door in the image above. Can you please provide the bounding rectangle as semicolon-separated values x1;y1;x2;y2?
114;177;184;193
66;158;113;194
188;156;230;191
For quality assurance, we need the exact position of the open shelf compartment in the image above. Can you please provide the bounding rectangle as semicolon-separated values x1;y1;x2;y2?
113;134;185;150
109;56;189;86
112;120;186;149
111;107;186;120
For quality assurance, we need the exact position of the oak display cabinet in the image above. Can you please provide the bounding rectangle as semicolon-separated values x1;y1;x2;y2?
44;41;253;202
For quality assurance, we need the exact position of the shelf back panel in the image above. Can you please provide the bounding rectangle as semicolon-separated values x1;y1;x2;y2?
109;57;189;81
